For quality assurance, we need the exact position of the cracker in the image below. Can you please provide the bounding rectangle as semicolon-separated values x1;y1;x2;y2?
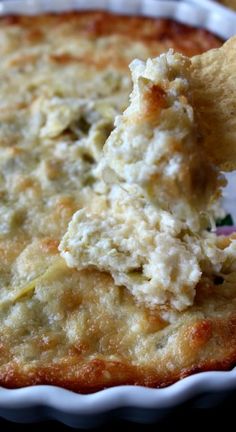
191;36;236;171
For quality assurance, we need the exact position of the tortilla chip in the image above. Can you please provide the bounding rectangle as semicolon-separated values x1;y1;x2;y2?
191;36;236;171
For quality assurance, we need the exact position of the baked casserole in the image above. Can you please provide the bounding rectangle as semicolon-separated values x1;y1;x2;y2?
1;11;236;393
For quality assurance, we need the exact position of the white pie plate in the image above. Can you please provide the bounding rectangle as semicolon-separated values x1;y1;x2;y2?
0;0;236;428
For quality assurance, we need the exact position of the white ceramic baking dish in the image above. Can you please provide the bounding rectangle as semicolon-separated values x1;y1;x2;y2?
0;0;236;427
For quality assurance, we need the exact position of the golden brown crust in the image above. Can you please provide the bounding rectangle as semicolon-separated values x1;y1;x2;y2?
1;314;236;393
1;266;236;393
0;11;221;56
0;11;228;393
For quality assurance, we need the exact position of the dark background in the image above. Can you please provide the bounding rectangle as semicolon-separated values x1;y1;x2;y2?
0;391;235;431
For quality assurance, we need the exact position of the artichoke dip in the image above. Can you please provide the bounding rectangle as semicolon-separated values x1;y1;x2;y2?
2;12;236;392
60;51;235;314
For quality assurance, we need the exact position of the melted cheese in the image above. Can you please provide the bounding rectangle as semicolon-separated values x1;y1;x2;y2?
60;52;232;312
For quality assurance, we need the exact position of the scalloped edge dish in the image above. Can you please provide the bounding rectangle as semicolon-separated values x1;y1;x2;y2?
0;0;236;427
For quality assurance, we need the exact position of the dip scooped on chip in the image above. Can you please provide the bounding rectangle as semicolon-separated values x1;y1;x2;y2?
60;36;236;315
